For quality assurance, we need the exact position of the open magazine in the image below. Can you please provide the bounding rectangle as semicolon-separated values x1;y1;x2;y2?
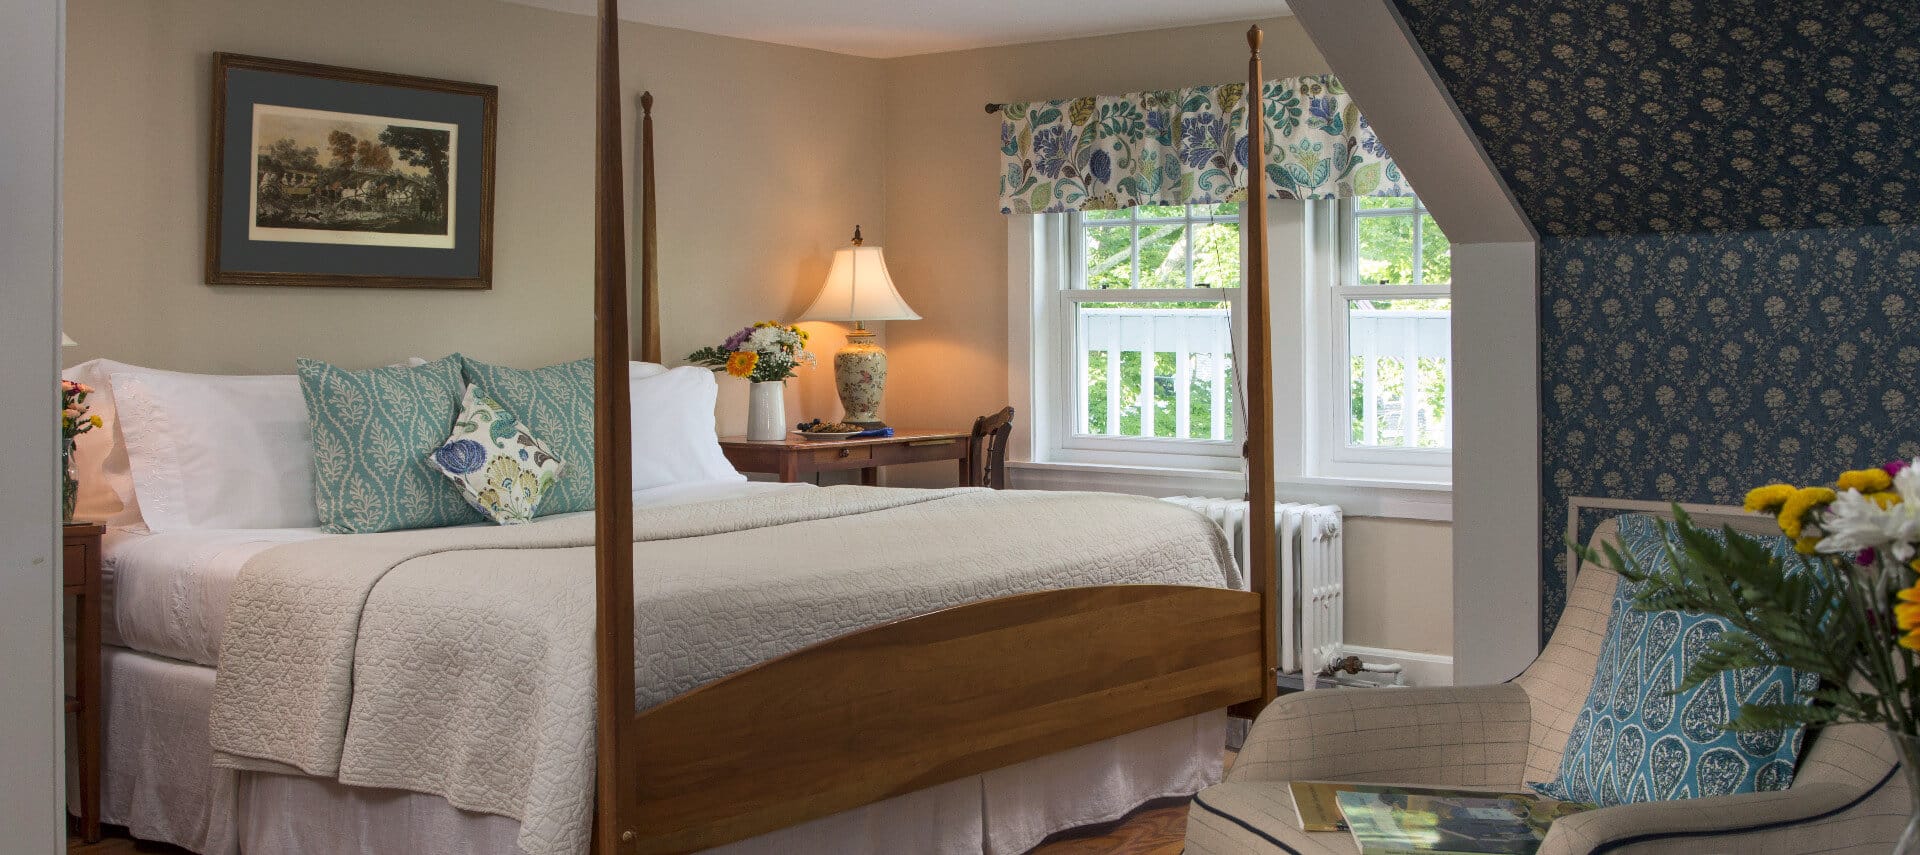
1334;791;1590;855
1288;782;1584;834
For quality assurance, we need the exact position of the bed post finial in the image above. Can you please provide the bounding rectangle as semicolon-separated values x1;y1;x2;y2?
1248;24;1262;54
641;90;653;115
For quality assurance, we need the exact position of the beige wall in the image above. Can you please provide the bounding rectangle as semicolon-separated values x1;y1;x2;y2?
61;0;882;428
875;18;1453;657
61;4;1454;658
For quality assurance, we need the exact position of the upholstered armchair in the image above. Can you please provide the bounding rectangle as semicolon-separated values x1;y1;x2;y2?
1187;518;1909;854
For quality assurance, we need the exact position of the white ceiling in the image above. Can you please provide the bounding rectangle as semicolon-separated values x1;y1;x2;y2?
502;0;1291;59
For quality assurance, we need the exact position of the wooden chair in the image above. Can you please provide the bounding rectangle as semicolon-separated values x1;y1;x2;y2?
966;406;1015;489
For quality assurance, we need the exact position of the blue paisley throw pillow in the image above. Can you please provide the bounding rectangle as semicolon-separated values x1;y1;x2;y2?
1530;514;1820;807
298;354;481;533
460;357;595;516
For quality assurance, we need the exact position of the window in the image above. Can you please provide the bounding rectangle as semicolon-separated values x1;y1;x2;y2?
1325;195;1452;471
1017;195;1451;487
1042;204;1245;465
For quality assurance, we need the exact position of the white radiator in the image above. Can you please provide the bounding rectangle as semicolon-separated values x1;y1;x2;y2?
1162;497;1344;686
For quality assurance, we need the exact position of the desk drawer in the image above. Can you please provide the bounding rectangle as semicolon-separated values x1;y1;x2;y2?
877;438;965;465
63;543;86;587
810;446;873;465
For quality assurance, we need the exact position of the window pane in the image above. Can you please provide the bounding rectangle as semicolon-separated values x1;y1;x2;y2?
1346;299;1450;449
1420;213;1452;286
1355;214;1416;285
1191;221;1242;289
1357;195;1416;211
1075;300;1234;441
1083;226;1133;290
1084;208;1132;222
1135;223;1188;289
1135;204;1187;220
1196;201;1241;219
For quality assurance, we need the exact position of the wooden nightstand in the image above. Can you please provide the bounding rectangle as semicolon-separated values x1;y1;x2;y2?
719;430;971;485
63;522;104;843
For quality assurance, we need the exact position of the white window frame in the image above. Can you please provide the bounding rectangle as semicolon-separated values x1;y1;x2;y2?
1304;198;1452;482
1030;206;1247;470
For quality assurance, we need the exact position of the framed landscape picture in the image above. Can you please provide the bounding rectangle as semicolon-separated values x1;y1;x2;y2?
206;53;497;289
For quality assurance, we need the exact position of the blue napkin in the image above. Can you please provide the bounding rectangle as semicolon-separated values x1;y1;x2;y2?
852;427;894;438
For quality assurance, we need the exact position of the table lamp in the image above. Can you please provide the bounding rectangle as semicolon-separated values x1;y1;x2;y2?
797;226;919;427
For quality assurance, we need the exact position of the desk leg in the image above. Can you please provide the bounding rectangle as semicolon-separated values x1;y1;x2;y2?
778;455;800;483
858;467;878;487
957;452;971;488
76;583;101;842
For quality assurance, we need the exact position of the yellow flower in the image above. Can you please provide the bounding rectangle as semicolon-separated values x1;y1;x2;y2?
1897;584;1920;650
1795;536;1822;555
725;351;758;378
1777;486;1836;538
1867;490;1903;509
89;414;103;428
1837;468;1894;494
1743;484;1798;513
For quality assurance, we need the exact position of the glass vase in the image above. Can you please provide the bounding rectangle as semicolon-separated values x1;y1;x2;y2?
61;436;78;524
1895;731;1920;854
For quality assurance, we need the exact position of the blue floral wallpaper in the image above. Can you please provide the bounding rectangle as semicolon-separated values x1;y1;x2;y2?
1390;0;1920;637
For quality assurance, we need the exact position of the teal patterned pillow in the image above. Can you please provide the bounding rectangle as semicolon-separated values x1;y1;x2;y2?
460;356;595;516
1530;514;1820;806
298;355;481;533
427;384;566;524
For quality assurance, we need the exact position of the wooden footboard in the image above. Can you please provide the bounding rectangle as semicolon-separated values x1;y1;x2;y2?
626;584;1264;854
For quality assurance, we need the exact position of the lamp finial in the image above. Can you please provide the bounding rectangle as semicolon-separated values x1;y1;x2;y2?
851;225;864;246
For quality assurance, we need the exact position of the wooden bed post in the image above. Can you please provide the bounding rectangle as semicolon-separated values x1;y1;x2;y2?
1243;25;1280;707
638;91;660;363
591;0;640;852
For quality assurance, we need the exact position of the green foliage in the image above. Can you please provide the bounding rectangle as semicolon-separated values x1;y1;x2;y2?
1579;506;1919;733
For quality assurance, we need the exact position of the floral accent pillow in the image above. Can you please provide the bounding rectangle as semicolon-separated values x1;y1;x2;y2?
427;385;566;525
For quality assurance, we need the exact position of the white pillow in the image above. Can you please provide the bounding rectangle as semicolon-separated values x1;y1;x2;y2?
61;357;428;530
109;366;320;531
630;366;744;490
630;361;669;380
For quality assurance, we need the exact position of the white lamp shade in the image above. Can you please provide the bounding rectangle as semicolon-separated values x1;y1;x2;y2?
797;245;920;323
62;332;77;347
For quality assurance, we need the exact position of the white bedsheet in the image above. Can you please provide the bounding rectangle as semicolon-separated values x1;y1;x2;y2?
95;645;1225;855
101;480;805;665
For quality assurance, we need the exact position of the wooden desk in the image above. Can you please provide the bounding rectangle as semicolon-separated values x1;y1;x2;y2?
63;522;104;843
719;430;971;485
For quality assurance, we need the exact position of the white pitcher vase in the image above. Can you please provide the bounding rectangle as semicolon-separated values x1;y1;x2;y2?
747;381;787;441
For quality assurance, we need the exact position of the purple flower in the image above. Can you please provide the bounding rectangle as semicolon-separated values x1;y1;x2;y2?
433;439;487;475
1857;547;1879;566
1886;459;1909;477
722;326;753;351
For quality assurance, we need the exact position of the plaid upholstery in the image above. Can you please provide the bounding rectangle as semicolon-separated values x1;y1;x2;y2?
1187;520;1906;854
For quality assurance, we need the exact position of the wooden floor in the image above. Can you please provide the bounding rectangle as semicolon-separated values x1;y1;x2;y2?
71;800;1191;855
69;753;1225;855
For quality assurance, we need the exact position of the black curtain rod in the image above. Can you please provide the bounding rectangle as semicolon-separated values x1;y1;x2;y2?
984;102;1005;114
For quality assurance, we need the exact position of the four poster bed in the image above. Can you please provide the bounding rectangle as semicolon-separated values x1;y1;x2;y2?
78;10;1291;855
581;5;1281;854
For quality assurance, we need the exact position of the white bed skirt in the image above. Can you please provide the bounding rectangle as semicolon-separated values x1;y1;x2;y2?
95;646;1224;854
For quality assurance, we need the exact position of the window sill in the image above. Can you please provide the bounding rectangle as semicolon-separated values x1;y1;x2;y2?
1008;459;1452;522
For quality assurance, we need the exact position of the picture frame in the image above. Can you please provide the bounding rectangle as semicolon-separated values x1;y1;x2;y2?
206;53;497;290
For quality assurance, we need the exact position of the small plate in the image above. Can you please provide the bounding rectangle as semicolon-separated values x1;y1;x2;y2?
792;430;862;441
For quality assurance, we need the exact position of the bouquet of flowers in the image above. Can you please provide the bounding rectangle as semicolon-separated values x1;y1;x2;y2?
1585;458;1920;849
62;379;103;441
688;321;815;383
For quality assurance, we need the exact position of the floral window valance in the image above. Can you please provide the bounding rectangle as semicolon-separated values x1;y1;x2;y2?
997;75;1409;214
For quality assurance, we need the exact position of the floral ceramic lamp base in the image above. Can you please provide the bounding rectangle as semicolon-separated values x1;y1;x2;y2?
835;328;889;428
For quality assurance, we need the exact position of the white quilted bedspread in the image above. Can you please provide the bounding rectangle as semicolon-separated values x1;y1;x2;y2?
208;486;1236;855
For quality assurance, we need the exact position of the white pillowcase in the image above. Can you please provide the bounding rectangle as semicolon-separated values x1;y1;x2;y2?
110;366;321;531
630;366;744;491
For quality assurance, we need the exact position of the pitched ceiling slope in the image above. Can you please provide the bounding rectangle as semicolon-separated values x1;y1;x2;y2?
1391;0;1920;238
